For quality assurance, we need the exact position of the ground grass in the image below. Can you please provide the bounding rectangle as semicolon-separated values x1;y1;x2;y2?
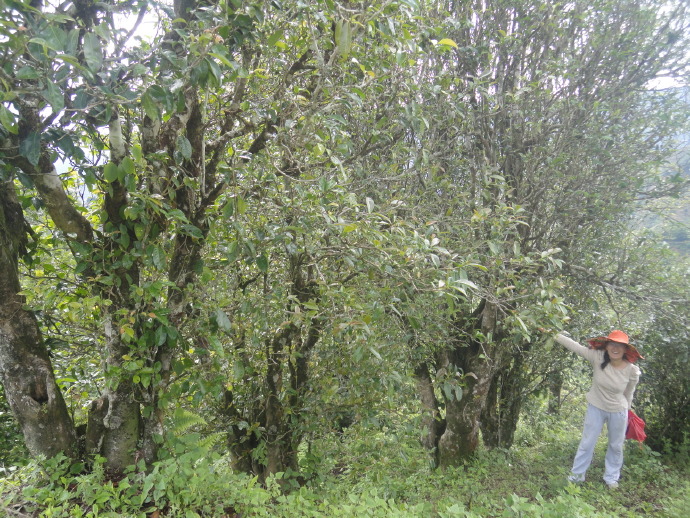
1;399;688;517
306;399;690;517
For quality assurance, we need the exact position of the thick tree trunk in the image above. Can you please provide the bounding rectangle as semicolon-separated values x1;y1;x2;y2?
223;387;264;475
0;183;77;459
413;362;446;462
437;301;500;467
481;356;525;450
480;368;501;448
99;383;141;472
437;355;493;466
85;313;141;472
263;268;321;483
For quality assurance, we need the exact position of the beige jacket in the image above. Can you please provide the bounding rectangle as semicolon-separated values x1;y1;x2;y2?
556;333;641;412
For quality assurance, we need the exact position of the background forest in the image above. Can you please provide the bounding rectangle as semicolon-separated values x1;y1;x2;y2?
1;0;689;516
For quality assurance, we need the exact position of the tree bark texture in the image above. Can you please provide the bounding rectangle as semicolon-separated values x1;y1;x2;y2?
437;300;501;467
480;355;525;450
0;183;77;459
413;362;446;463
83;312;142;472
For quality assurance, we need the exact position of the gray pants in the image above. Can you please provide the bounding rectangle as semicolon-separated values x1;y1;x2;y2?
570;403;628;484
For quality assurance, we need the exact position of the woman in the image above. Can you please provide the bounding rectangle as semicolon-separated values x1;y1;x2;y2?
551;329;642;489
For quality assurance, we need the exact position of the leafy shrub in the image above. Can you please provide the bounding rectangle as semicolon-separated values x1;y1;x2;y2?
2;413;690;517
637;318;690;453
0;446;271;517
0;385;27;471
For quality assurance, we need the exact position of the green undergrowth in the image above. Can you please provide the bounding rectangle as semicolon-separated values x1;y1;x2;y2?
1;407;688;517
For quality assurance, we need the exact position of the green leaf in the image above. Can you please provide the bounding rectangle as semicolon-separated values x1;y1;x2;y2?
55;54;92;77
437;38;458;48
72;259;90;276
177;135;193;160
19;132;41;166
267;30;283;46
43;26;67;52
15;67;40;80
223;200;234;219
452;278;478;290
118;223;130;248
69;462;85;475
235;196;247;215
155;326;167;347
16;170;34;188
119;156;136;177
209;50;236;69
83;32;103;72
214;309;232;332
103;162;119;183
141;91;160;122
515;316;529;335
134;223;145;240
256;254;268;272
206;57;222;86
180;224;204;239
0;105;18;134
313;143;325;156
335;20;352;59
93;23;111;43
72;88;91;110
369;347;382;360
150;248;164;271
443;382;453;401
28;37;61;53
42;80;64;113
66;28;80;56
190;59;210;86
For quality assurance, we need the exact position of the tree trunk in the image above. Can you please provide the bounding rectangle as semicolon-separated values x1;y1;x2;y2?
223;386;264;475
0;183;77;459
87;386;141;472
437;300;500;467
547;371;563;415
481;356;525;450
436;354;492;466
480;367;501;448
225;257;321;484
413;362;446;463
85;312;141;472
498;387;523;449
264;326;291;480
226;321;313;484
263;261;321;483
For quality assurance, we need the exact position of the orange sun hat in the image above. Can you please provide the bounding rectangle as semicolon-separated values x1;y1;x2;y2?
587;330;644;363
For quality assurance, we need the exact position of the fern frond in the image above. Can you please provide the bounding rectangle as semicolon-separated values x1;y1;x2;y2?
197;432;226;451
170;408;208;436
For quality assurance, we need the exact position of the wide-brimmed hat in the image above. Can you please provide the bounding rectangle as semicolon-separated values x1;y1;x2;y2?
587;330;643;363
